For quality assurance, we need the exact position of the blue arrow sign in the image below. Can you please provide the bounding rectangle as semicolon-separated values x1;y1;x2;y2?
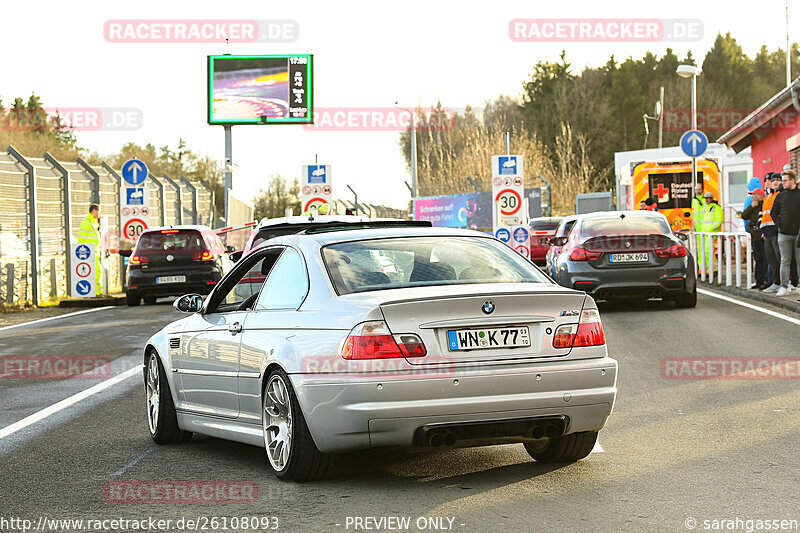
122;159;148;186
75;280;92;296
75;244;92;260
680;130;708;158
495;227;511;242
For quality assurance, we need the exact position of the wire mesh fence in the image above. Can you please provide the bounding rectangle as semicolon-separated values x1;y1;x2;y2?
0;146;218;306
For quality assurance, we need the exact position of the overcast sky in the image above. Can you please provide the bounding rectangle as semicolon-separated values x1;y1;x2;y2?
2;0;794;209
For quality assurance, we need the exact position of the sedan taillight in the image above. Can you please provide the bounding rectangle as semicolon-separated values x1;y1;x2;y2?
342;321;426;360
552;309;606;348
654;243;687;258
568;248;602;261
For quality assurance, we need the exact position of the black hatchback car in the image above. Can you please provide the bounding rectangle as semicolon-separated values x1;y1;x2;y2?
122;226;233;306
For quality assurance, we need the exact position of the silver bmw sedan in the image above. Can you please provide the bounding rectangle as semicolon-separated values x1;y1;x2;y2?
143;225;618;481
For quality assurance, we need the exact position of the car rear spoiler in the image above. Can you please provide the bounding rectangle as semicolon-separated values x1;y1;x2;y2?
303;220;432;234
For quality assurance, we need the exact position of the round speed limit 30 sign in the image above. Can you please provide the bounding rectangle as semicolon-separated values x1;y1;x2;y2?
123;218;147;239
495;189;522;216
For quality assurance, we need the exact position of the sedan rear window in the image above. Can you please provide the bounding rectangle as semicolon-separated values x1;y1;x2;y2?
579;215;671;237
323;237;549;294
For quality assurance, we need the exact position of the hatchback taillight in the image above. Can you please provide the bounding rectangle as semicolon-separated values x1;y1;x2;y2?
654;243;687;258
568;247;602;261
193;250;214;261
129;255;148;265
342;321;426;360
552;309;606;348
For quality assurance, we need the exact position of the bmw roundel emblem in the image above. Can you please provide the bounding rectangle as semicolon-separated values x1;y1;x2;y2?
481;300;495;314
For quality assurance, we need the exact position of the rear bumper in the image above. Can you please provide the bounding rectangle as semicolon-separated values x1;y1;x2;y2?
557;257;695;299
127;265;222;297
290;356;617;453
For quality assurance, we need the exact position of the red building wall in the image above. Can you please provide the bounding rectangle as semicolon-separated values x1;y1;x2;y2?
751;111;800;181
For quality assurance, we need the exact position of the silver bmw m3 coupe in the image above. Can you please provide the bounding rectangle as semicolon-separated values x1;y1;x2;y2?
143;225;618;481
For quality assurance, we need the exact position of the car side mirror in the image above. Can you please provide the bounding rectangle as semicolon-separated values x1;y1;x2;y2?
226;245;236;253
119;249;132;257
549;236;568;246
229;250;243;263
174;293;203;313
675;232;689;242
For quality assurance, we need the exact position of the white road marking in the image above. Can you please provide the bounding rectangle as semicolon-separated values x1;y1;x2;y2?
110;445;159;477
591;441;604;454
697;288;800;326
0;306;114;332
0;366;141;440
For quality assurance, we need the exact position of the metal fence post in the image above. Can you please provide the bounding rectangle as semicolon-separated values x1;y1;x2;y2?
734;234;742;288
76;156;100;204
44;152;72;295
7;146;39;305
162;174;183;225
148;173;166;225
195;176;215;225
180;175;199;224
717;235;723;285
699;234;706;282
725;235;732;286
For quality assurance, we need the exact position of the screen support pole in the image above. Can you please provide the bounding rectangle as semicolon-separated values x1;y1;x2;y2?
224;125;233;226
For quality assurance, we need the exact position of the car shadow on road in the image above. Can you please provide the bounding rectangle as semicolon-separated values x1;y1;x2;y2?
597;299;676;313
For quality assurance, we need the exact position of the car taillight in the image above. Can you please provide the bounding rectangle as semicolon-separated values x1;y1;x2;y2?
342;321;426;360
129;255;148;265
193;249;214;261
552;308;606;348
654;243;687;258
568;248;602;261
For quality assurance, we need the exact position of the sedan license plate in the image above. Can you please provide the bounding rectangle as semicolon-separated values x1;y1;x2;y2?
447;327;530;351
609;253;648;263
156;275;186;284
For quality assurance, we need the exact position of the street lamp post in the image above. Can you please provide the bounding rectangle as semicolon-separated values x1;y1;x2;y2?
394;103;418;200
677;65;701;201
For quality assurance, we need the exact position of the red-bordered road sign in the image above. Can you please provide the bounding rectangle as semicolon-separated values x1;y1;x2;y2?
495;189;522;215
76;262;92;278
123;218;147;239
304;198;329;211
515;245;530;258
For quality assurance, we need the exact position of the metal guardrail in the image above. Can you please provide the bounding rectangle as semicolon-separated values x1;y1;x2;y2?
689;231;752;289
0;145;219;306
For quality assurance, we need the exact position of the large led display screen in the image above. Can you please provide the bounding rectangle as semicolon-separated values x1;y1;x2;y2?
207;54;313;124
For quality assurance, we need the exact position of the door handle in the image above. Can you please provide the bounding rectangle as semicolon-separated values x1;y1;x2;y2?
228;322;242;335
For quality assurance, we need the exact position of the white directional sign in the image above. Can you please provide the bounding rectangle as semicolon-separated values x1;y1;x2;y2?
70;243;95;297
301;164;332;213
492;155;525;229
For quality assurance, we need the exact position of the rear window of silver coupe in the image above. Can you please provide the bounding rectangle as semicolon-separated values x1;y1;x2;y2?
322;236;549;294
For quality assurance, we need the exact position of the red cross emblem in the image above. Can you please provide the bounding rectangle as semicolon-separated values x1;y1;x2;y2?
653;183;669;202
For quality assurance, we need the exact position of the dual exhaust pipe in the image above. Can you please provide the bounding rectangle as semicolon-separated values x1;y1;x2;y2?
427;429;457;447
530;424;559;440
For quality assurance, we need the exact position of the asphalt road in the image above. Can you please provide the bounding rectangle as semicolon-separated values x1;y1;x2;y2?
1;292;799;533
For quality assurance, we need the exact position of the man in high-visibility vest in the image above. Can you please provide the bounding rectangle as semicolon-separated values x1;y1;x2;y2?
699;192;724;274
691;183;708;269
77;204;102;295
